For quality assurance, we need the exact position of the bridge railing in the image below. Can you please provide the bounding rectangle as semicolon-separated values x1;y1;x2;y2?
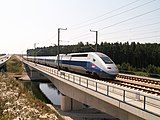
26;61;160;117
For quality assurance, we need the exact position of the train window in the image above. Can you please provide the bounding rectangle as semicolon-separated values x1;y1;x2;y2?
101;57;113;64
93;58;96;62
71;54;88;57
96;53;113;64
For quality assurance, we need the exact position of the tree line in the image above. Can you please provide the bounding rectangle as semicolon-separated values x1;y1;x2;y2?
27;42;160;75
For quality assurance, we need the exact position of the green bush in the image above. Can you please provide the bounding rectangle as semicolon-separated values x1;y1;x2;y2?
147;64;159;74
118;62;160;77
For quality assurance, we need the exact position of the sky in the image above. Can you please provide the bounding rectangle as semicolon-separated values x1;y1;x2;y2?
0;0;160;54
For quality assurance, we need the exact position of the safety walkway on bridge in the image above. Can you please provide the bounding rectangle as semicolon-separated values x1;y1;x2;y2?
22;59;160;120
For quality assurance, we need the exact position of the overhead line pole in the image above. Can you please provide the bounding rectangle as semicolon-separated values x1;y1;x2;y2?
34;43;39;63
90;30;98;52
58;28;67;71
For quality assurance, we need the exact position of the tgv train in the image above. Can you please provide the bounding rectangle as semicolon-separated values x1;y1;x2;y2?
24;52;119;79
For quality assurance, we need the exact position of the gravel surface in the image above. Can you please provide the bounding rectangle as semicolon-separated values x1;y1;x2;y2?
0;75;65;120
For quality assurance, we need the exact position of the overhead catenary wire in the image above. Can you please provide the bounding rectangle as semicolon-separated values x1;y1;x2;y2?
100;35;160;42
33;32;57;48
69;0;159;42
102;30;160;40
129;35;160;40
71;19;160;42
99;7;160;31
72;0;157;29
70;0;142;28
38;0;143;45
39;0;160;47
70;14;160;41
101;21;160;36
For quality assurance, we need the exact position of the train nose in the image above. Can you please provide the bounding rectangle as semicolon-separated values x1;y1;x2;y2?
106;65;119;74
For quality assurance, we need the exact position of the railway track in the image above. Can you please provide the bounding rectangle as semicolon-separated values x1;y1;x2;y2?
117;74;160;85
109;74;160;95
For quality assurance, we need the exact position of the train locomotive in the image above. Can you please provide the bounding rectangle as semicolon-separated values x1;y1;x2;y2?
25;52;119;79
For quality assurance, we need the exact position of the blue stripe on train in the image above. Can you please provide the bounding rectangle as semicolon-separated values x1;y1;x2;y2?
61;60;87;68
60;60;113;78
60;60;100;71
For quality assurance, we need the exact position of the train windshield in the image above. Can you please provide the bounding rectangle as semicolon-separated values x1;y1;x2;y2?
96;53;113;64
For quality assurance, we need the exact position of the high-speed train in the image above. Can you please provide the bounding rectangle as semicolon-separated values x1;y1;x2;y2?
24;52;119;79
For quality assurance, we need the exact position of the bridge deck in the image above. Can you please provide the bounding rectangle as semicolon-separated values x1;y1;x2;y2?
22;59;160;120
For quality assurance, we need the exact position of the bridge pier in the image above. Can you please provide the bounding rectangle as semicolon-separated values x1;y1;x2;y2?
61;94;83;111
29;69;46;80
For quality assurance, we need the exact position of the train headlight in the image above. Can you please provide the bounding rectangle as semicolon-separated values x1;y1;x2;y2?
107;67;111;69
92;64;96;68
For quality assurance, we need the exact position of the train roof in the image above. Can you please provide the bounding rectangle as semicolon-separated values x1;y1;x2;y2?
25;56;56;59
66;52;108;57
25;52;108;58
67;52;103;55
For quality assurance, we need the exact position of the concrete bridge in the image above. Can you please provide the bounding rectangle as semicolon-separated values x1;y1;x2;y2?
0;55;10;70
22;58;160;120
